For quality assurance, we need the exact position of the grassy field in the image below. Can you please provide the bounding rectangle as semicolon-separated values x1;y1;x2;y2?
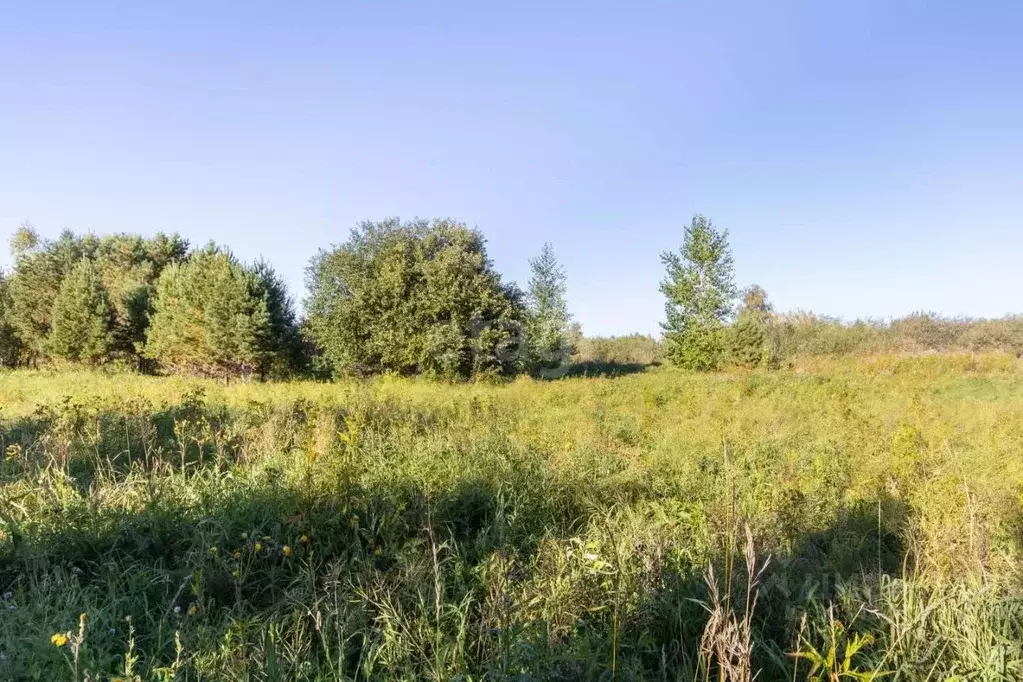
2;354;1023;680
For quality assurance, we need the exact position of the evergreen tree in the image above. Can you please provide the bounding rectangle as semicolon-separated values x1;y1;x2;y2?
730;284;774;368
659;215;737;370
5;226;86;360
525;242;574;375
95;232;189;365
306;218;524;379
252;260;304;379
49;259;115;363
0;269;23;367
145;244;270;378
4;226;186;366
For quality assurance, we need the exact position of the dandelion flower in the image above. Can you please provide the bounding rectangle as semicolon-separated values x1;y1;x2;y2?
233;550;242;560
188;605;199;616
373;545;382;556
282;545;293;557
254;543;263;553
241;532;248;540
51;633;68;647
174;605;181;614
299;535;309;545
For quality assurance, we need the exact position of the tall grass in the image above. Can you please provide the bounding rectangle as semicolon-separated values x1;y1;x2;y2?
1;357;1022;679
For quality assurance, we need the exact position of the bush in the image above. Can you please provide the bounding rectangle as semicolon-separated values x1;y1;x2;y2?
305;218;525;379
573;334;661;366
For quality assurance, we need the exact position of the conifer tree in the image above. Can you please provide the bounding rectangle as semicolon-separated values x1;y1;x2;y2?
730;284;774;368
145;244;270;378
49;259;114;363
252;260;304;379
0;268;23;367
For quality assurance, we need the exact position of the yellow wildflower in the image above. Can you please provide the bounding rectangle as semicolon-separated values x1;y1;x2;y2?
299;535;309;545
254;543;263;553
188;605;199;616
51;633;68;647
282;545;293;558
233;550;242;560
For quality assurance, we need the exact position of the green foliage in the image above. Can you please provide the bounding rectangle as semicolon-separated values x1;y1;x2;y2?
305;218;525;379
0;269;24;367
252;260;305;379
49;259;115;363
660;215;737;370
4;228;89;360
1;358;1021;679
145;244;271;378
730;285;775;368
93;232;189;364
573;333;661;366
770;312;1023;360
525;242;574;375
3;227;187;366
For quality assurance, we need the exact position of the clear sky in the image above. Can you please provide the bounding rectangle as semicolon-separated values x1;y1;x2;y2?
2;1;1021;336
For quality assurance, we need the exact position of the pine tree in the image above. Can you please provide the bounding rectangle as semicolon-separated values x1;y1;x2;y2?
0;268;23;367
525;242;573;375
145;244;271;378
252;260;304;379
49;259;114;363
730;284;774;368
659;215;737;370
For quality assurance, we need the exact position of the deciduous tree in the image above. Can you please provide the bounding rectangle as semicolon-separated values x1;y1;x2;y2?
659;215;737;370
305;218;524;379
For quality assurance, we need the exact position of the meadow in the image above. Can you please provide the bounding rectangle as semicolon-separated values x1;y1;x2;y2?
2;354;1023;680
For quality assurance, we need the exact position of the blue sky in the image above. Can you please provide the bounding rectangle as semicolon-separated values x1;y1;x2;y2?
2;1;1021;336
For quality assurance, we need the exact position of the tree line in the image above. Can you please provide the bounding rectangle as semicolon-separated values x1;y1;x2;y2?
0;218;578;379
5;214;1010;379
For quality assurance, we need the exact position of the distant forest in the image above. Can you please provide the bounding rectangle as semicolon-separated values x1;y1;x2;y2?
1;216;1020;378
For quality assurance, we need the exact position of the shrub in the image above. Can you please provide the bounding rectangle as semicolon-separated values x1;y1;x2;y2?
305;218;525;379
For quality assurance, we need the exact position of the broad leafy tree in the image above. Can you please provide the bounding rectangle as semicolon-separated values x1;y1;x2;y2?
49;259;115;363
659;215;737;370
305;218;524;379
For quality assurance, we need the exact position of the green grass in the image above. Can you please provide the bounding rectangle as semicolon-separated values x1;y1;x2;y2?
1;354;1023;680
